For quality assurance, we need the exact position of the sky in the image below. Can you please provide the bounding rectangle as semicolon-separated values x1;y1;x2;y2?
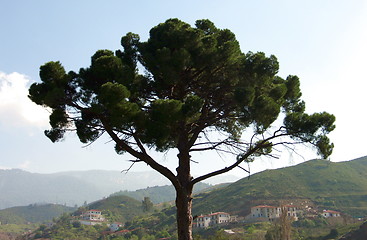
0;1;366;179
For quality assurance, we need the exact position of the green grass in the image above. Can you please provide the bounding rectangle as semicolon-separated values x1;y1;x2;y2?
0;223;39;234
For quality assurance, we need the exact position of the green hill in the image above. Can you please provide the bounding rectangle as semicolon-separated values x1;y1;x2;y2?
82;195;146;222
192;156;367;217
0;204;76;224
110;182;225;204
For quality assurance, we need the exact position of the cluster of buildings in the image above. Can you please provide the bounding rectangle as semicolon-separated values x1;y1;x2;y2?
246;204;342;223
193;204;342;229
79;205;342;231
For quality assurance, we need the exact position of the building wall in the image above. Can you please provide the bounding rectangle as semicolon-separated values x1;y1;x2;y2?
248;205;299;221
194;212;231;228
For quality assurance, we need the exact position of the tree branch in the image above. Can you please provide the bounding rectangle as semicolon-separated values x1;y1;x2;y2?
191;127;293;185
191;141;263;185
101;119;179;188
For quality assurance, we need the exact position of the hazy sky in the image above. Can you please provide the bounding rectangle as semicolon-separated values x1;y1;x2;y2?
1;1;366;178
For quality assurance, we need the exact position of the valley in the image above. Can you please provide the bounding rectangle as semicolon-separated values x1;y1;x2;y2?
1;156;367;239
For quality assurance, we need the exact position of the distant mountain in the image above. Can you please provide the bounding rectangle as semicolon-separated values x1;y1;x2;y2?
0;168;237;210
54;170;171;192
0;203;76;224
192;156;367;217
110;182;222;204
0;169;170;209
0;169;101;209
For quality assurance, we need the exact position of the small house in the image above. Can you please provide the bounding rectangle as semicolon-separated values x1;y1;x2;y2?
322;210;341;218
109;222;124;232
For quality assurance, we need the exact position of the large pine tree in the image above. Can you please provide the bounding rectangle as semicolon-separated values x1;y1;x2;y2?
29;19;335;239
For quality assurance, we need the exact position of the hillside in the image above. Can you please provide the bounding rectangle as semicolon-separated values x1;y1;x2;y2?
192;156;367;217
0;204;76;224
110;182;228;204
76;195;146;223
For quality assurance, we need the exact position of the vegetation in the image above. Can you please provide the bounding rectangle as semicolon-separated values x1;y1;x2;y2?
26;213;108;240
0;203;75;224
81;195;146;223
0;223;39;234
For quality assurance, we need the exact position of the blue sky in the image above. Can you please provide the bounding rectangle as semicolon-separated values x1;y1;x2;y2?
1;1;366;178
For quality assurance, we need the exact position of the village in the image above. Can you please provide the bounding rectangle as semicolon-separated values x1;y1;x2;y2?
68;203;342;233
193;204;341;229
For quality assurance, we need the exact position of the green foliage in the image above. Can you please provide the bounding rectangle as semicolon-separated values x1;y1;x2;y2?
123;206;178;238
29;17;334;158
285;112;335;158
31;213;107;240
141;197;154;212
0;223;38;234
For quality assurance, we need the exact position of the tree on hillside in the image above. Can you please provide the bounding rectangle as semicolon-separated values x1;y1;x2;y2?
29;19;335;240
142;197;154;212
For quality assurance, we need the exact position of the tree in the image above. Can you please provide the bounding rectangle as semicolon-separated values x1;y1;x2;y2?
142;197;154;212
28;18;335;240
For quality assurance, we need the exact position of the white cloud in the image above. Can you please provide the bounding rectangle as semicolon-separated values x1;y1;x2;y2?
0;72;50;128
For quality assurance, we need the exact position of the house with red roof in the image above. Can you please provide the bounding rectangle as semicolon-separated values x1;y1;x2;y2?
322;210;341;218
82;209;105;221
79;209;106;226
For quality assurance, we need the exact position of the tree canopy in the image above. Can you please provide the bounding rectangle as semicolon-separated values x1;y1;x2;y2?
29;18;335;239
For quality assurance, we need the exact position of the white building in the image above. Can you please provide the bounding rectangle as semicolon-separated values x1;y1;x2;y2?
194;212;231;228
82;209;105;221
247;205;299;222
250;205;281;220
283;205;299;221
210;212;231;225
79;209;105;226
109;222;124;232
195;214;212;228
322;210;341;218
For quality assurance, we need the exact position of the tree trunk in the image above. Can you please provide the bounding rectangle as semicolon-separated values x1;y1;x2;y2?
176;186;193;240
175;146;194;240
